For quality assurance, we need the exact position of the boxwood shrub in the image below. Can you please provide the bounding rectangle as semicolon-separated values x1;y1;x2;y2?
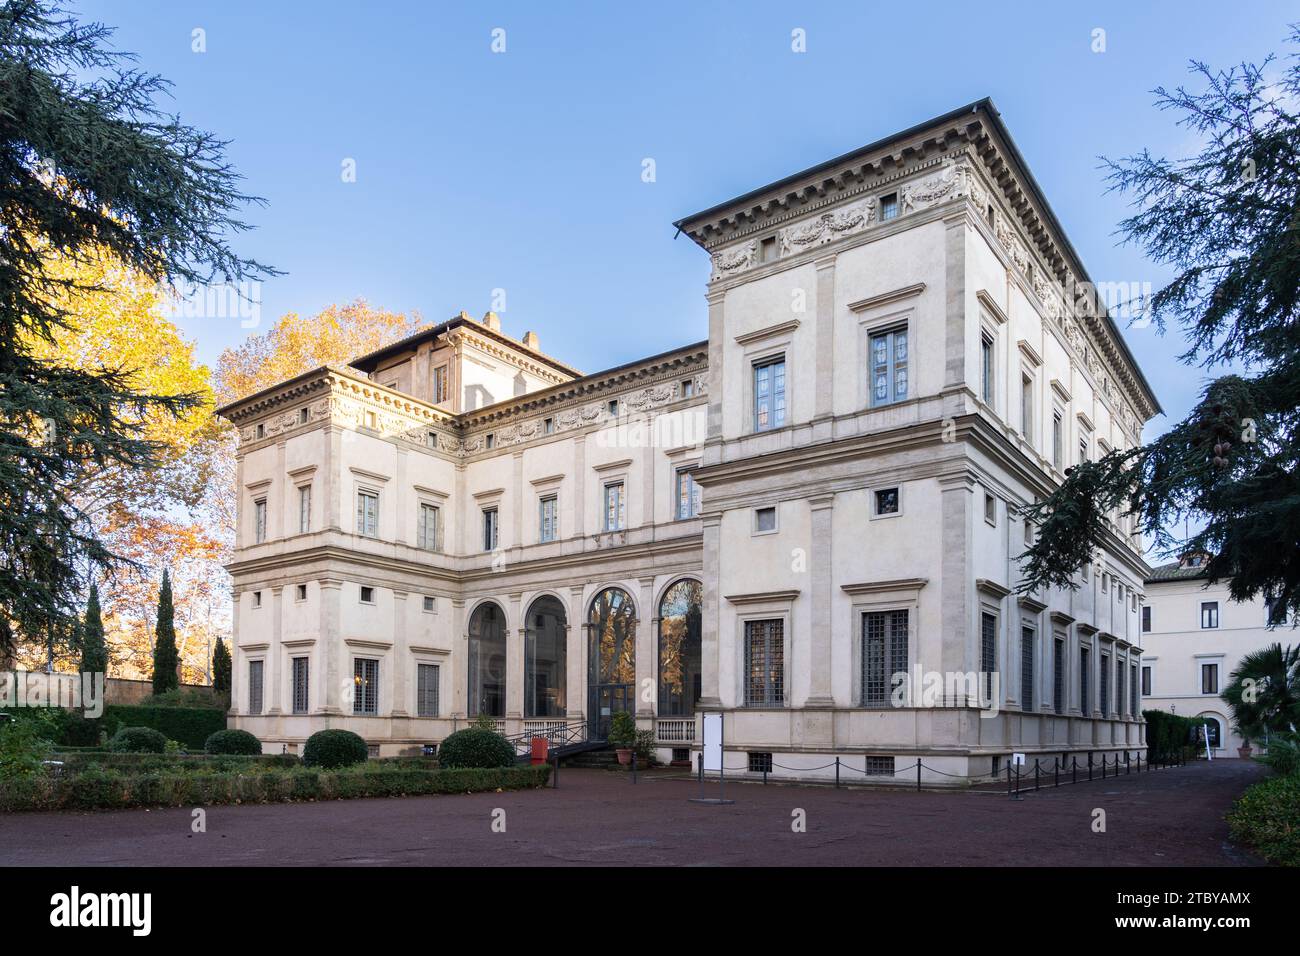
109;726;168;753
1226;773;1300;866
302;729;368;768
436;727;516;769
205;729;262;755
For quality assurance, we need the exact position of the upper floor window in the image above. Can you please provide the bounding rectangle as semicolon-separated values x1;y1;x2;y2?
681;378;695;399
254;498;267;544
870;327;908;407
753;357;786;431
1141;605;1152;632
539;495;558;543
1200;601;1219;629
980;333;994;405
759;235;778;263
874;487;900;516
1201;662;1219;694
417;503;439;551
482;507;499;551
676;469;701;520
356;490;379;538
1020;373;1034;442
298;485;311;534
432;365;448;404
1079;431;1091;464
1052;409;1064;469
879;192;899;221
603;481;626;531
543;417;554;435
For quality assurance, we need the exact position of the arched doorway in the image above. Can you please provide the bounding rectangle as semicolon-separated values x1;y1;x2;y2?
467;601;507;718
525;595;567;717
658;579;702;716
588;587;635;738
1198;714;1223;751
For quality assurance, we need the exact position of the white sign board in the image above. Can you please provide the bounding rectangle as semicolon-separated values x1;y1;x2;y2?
1012;752;1026;766
702;712;723;772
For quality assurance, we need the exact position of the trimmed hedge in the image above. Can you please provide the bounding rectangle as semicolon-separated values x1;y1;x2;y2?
205;729;262;755
1142;709;1200;763
302;729;368;768
436;727;516;769
101;704;225;750
1227;773;1300;866
109;726;168;754
0;764;552;812
52;751;298;772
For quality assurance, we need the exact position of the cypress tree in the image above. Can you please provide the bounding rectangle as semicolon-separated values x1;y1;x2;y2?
212;637;232;699
152;570;179;694
79;583;107;675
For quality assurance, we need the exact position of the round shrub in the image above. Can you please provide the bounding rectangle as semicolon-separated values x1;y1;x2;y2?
108;726;167;754
205;729;262;755
435;728;516;769
302;729;369;769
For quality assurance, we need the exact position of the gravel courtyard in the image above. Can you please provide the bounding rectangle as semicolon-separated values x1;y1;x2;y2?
0;759;1264;867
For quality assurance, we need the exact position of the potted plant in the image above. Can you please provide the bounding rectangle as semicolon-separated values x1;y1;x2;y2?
608;711;636;765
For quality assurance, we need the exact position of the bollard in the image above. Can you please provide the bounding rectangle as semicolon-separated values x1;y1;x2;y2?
1006;762;1012;798
1034;758;1040;792
1072;755;1077;785
1088;753;1093;782
916;758;922;792
834;756;840;790
1125;751;1131;775
1053;757;1059;789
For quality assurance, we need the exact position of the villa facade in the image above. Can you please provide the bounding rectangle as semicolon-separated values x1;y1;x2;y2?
217;100;1160;782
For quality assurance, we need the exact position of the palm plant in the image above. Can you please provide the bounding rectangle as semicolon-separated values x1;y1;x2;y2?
1221;643;1300;748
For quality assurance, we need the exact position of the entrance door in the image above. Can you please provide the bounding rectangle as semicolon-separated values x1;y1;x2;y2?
591;684;632;740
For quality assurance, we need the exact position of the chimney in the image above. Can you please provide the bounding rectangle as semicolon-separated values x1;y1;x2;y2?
482;311;501;332
522;330;540;351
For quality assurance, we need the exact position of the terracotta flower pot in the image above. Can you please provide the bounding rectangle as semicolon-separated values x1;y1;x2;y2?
1238;745;1253;759
616;748;633;765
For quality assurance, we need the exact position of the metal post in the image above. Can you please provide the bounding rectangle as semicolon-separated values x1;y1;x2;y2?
763;765;768;785
1072;755;1077;785
1006;762;1012;797
1088;753;1093;782
1034;758;1040;792
1126;751;1130;775
916;758;922;791
835;757;840;790
1053;758;1059;788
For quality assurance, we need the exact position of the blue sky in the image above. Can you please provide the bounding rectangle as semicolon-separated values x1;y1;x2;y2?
79;0;1294;440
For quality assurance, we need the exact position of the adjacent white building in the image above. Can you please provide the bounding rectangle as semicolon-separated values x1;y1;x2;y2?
1141;553;1285;757
217;100;1161;782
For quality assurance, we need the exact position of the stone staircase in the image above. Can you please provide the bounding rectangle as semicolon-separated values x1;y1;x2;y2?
559;746;622;770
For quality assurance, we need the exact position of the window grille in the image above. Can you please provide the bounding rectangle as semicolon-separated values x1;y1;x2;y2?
354;658;378;715
1053;638;1065;714
417;663;440;717
744;619;784;706
980;612;997;702
748;752;773;773
248;660;264;715
1021;626;1035;711
864;756;893;776
861;609;908;706
291;657;309;714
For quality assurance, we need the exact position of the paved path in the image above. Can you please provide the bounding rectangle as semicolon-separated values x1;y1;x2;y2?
0;759;1264;866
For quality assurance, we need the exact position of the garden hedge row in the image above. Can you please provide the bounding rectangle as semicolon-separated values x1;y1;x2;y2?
50;752;300;771
1226;773;1300;866
0;764;551;812
1142;709;1201;763
100;705;226;749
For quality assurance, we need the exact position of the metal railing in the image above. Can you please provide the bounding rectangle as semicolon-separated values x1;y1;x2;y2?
501;719;593;759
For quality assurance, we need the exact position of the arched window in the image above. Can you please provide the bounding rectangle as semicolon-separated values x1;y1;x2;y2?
525;595;567;717
1199;715;1223;750
467;602;507;717
658;579;702;716
589;588;636;686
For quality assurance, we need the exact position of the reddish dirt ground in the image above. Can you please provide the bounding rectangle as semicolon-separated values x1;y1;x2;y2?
0;759;1265;866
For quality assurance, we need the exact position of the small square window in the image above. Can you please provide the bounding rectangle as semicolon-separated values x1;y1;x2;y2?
681;378;695;399
360;585;375;605
607;399;619;417
754;506;777;534
748;752;773;773
543;417;554;435
295;583;307;602
874;487;900;516
485;433;495;450
880;193;899;221
984;493;997;526
422;595;436;613
426;431;438;449
251;591;262;609
299;407;310;425
759;235;778;263
864;756;894;776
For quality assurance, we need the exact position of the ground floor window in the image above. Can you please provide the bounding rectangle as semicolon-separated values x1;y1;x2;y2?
353;658;378;715
1100;653;1110;715
980;612;997;703
1020;626;1035;712
1053;638;1065;714
468;602;507;717
1080;647;1090;716
291;657;309;714
248;660;263;715
658;579;702;716
744;619;784;706
417;663;440;717
748;752;773;773
861;609;908;706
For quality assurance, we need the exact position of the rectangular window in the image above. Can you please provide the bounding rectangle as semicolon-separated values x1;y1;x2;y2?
539;495;558;542
864;756;894;776
485;433;495;450
295;583;307;602
1100;653;1110;715
1130;663;1139;714
252;590;262;609
607;399;619;417
254;498;267;544
1052;409;1063;469
417;503;439;551
681;378;695;399
869;327;908;407
675;469;701;520
984;493;996;526
1200;602;1219;629
356;490;379;538
748;751;773;773
417;663;440;717
861;610;908;707
1142;605;1151;632
422;595;435;613
1079;433;1090;464
1080;647;1090;717
603;482;625;531
980;333;994;405
1201;663;1219;695
980;612;997;703
1021;626;1035;712
880;193;899;221
298;485;311;534
543;417;554;435
1021;373;1033;441
754;506;777;533
759;235;778;263
482;507;499;551
753;357;787;432
359;585;375;604
432;365;448;404
291;657;309;715
874;487;900;516
299;407;310;425
353;658;378;715
1053;638;1065;715
744;619;784;706
1141;665;1152;697
1117;662;1126;716
248;660;264;715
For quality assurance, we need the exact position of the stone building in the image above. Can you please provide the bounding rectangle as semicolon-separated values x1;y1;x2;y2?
217;100;1159;781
